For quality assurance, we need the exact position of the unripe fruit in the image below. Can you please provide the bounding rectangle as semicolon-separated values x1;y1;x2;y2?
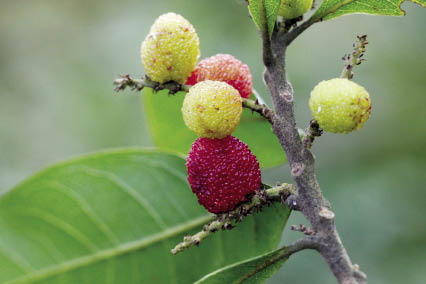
309;78;371;134
186;136;261;213
141;13;200;84
186;54;253;99
182;80;242;138
278;0;313;19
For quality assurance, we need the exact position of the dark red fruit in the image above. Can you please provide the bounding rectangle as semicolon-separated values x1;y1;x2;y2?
186;136;261;213
186;54;253;99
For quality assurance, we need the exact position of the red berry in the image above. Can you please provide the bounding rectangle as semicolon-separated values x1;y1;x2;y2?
186;136;261;213
186;54;253;99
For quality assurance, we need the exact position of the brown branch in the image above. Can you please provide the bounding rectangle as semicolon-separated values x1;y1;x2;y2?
260;18;367;284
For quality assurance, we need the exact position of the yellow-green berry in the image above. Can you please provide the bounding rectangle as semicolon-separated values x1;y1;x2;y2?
182;81;242;138
141;13;200;84
278;0;313;19
309;78;371;134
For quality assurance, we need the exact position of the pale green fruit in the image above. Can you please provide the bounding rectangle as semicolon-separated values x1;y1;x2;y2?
309;78;371;134
141;13;200;84
278;0;313;19
182;81;242;138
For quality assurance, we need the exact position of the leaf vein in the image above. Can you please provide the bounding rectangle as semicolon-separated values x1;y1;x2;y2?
80;166;168;230
0;244;35;273
3;215;212;284
48;181;121;246
11;208;99;252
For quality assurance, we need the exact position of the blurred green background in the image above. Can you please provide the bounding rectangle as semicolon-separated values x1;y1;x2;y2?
1;0;425;283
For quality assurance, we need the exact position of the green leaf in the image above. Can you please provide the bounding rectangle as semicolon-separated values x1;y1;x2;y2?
194;247;290;284
142;88;286;168
248;0;282;37
412;0;426;6
0;149;290;284
314;0;426;21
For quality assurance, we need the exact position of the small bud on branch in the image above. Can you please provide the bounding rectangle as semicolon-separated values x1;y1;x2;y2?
291;224;316;235
341;35;368;80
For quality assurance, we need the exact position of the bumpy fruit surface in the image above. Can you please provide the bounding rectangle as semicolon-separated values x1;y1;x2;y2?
182;80;242;138
278;0;313;19
186;54;253;99
186;136;261;213
309;78;371;134
141;13;200;84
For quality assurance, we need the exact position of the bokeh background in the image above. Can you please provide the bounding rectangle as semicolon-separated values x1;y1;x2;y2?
1;0;425;283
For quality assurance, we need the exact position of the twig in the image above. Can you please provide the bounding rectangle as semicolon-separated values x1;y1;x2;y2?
266;236;320;264
113;74;190;94
242;98;274;123
283;0;357;46
113;74;274;123
284;237;319;253
171;183;296;255
341;35;368;79
281;16;303;34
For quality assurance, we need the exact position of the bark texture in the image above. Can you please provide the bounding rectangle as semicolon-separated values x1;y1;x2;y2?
260;24;367;284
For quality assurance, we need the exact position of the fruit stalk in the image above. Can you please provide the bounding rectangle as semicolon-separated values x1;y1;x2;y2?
171;183;296;255
242;99;274;123
113;75;190;94
261;22;367;284
302;119;323;150
113;75;274;123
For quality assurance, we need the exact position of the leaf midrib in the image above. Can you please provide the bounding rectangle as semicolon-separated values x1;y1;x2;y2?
4;214;213;284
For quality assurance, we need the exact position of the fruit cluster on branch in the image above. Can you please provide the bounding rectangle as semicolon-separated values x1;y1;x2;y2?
114;6;372;283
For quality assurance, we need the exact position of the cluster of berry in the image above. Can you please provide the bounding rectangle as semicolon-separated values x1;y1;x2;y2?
141;13;260;213
140;10;371;213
